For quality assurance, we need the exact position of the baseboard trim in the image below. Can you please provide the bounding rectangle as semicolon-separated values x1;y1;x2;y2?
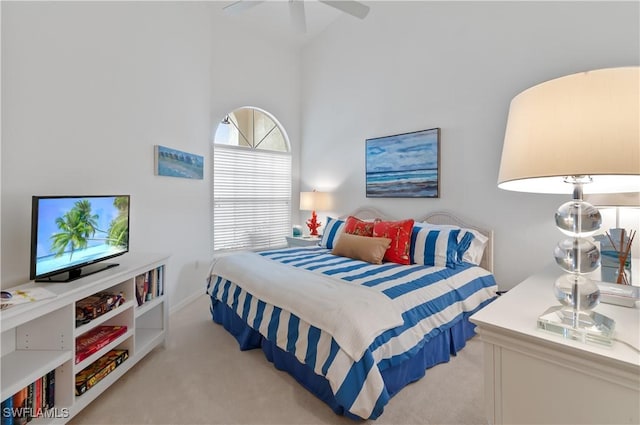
169;291;206;315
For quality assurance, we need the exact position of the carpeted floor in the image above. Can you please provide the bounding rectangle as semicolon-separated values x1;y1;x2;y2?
69;294;486;425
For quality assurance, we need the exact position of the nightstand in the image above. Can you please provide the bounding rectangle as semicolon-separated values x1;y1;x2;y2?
285;236;321;248
470;264;640;425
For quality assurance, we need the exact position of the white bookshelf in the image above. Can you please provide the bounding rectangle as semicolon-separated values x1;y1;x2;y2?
0;253;169;424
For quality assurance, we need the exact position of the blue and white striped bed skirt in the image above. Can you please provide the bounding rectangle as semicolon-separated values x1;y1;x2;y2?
207;247;497;420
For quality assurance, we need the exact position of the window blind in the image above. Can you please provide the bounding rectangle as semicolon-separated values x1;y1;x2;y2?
213;145;292;252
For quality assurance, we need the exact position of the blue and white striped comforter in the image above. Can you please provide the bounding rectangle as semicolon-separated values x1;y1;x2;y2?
206;246;498;419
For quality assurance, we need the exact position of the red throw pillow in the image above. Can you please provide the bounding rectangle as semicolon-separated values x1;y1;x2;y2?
344;216;375;237
373;219;415;265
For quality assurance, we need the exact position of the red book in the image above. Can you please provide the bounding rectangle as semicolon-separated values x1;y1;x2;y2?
75;326;127;364
35;378;42;412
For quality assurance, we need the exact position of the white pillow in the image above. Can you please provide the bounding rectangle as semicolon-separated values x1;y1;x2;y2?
459;228;488;265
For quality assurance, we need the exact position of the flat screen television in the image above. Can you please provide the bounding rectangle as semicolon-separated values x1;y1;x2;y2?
30;195;130;282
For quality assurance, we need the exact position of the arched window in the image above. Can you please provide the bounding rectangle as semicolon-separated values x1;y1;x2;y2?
212;107;292;251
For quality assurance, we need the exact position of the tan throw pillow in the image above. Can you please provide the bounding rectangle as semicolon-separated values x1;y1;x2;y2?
331;233;392;264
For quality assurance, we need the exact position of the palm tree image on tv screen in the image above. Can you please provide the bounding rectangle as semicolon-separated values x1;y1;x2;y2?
35;196;129;278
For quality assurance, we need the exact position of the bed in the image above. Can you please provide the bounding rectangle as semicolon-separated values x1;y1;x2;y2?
206;208;498;420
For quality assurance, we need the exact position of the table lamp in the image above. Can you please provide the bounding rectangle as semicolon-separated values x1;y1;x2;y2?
299;190;331;236
497;67;640;345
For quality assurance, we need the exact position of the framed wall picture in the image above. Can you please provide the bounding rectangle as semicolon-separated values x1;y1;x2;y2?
365;127;440;198
154;145;204;180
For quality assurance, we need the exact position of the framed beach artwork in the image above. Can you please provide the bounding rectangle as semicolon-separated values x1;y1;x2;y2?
365;128;440;198
154;145;204;180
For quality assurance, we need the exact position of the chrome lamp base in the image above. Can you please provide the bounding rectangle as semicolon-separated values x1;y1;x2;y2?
537;305;615;346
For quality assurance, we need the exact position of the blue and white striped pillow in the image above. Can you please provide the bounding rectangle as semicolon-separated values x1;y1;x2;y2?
319;217;345;249
410;225;461;268
416;222;486;265
457;230;476;262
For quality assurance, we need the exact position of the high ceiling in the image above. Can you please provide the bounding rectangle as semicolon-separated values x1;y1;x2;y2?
219;1;368;47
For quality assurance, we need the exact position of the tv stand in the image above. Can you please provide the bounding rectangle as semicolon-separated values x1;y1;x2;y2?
0;253;169;423
36;262;119;283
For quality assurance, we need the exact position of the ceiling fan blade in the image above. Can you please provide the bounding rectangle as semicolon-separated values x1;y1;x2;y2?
319;0;370;19
223;1;265;16
289;0;307;34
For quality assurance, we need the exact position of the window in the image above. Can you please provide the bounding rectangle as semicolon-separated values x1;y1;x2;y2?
212;107;292;251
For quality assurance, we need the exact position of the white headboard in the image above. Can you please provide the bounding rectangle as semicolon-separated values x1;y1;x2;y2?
339;207;494;273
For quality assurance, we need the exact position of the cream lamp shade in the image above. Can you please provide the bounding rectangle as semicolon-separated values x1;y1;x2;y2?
299;191;331;211
498;67;640;194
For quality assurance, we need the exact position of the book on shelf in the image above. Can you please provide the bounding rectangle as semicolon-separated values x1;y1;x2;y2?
150;266;164;298
25;384;34;423
75;291;125;327
11;387;27;425
1;396;13;425
1;370;55;424
135;268;164;306
135;274;146;306
75;349;129;396
144;272;151;302
46;370;54;410
150;270;157;301
157;266;164;296
75;325;128;364
33;379;41;417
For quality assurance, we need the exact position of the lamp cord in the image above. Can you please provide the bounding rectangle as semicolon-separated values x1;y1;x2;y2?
613;337;640;354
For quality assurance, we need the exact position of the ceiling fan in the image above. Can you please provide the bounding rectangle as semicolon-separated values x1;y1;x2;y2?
223;0;370;34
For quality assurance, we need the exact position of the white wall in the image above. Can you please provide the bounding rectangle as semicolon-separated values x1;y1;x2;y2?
208;9;302;227
1;2;301;311
2;1;637;300
300;1;640;288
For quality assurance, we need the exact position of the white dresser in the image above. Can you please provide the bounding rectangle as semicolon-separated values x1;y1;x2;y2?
470;265;640;425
